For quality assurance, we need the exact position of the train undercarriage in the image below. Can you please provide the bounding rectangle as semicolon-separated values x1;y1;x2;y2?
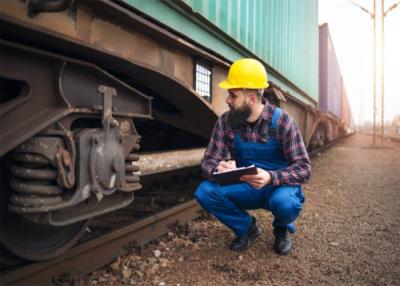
0;0;217;260
0;0;340;261
0;39;152;260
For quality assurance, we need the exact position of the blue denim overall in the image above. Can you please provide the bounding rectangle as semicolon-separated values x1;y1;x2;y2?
195;108;304;238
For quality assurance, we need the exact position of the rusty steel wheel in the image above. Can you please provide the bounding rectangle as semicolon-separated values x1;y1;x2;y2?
0;209;90;261
0;158;89;261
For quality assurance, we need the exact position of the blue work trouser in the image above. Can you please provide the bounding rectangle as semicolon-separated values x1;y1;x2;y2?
195;180;304;238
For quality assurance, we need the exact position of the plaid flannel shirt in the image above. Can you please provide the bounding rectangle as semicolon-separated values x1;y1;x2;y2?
201;102;311;186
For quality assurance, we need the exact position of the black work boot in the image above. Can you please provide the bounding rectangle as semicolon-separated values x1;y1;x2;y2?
229;217;261;252
273;227;292;255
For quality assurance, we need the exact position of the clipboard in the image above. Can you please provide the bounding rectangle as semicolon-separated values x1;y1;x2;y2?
212;165;258;185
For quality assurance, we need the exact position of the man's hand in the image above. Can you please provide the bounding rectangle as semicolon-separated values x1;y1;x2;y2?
240;168;271;189
216;160;236;172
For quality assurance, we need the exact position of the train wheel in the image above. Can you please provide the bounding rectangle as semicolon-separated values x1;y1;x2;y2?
0;158;89;261
0;209;90;261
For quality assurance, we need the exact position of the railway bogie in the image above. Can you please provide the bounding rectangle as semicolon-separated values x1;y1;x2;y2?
0;27;151;259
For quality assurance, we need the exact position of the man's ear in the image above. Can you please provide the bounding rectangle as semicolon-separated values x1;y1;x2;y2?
248;92;257;105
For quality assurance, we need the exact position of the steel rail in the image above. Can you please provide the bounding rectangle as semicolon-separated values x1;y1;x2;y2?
308;140;338;157
360;132;400;144
1;200;201;286
387;136;400;143
308;133;356;158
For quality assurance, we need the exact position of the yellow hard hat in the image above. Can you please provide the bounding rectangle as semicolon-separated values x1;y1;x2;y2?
219;58;269;89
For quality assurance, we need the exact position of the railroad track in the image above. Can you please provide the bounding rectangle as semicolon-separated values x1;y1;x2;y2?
308;140;336;157
361;132;400;144
1;139;342;285
1;199;201;285
388;136;400;143
1;160;203;286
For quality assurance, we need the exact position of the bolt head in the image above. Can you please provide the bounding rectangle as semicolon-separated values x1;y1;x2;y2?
110;119;119;128
67;173;75;185
62;152;72;165
111;157;122;172
92;136;100;144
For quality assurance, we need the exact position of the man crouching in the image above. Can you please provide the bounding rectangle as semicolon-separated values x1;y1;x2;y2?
195;58;311;255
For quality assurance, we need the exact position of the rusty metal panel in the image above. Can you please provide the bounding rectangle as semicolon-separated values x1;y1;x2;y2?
211;65;230;116
0;40;152;156
319;23;342;119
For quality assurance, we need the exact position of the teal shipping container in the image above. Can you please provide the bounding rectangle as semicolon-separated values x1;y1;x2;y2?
123;0;319;107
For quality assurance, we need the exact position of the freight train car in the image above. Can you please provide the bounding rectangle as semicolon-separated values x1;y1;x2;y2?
319;23;353;142
0;0;349;261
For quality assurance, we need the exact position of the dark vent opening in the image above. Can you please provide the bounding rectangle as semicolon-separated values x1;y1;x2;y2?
135;120;208;152
0;77;28;105
71;118;102;130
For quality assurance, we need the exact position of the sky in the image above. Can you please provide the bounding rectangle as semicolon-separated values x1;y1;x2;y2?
319;0;400;124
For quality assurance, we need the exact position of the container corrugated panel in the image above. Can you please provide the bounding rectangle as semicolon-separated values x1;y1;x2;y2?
340;79;352;128
319;23;341;119
122;0;318;107
184;0;319;104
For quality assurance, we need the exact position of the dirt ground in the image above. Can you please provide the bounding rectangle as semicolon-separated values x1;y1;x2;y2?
80;133;400;285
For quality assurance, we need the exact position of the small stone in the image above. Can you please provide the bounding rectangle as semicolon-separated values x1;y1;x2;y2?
110;262;119;271
154;249;162;258
239;255;243;261
178;257;184;262
330;241;339;247
159;258;168;268
138;263;147;272
146;268;156;276
159;282;166;286
129;255;141;261
122;270;131;279
159;258;169;264
135;270;144;278
173;237;187;246
148;257;158;264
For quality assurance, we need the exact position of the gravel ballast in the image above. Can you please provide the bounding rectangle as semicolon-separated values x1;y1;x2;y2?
80;133;400;285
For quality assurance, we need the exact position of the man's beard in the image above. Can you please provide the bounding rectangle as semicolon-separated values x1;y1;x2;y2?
228;103;251;131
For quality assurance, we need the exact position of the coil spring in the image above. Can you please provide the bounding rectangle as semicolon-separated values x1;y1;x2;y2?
8;153;62;207
125;143;140;185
